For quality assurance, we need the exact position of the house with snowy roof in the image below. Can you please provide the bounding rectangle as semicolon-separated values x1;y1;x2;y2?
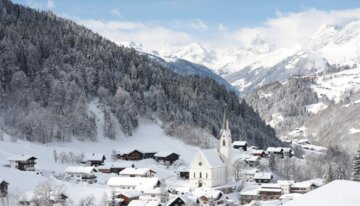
0;179;9;197
65;166;97;184
82;153;106;166
240;184;260;204
233;141;248;151
290;180;321;194
119;167;157;177
154;152;180;164
166;195;197;206
189;106;232;188
245;156;261;167
251;149;266;158
98;161;132;174
258;183;283;200
8;155;37;171
115;149;144;161
266;147;284;158
254;172;273;184
107;177;161;195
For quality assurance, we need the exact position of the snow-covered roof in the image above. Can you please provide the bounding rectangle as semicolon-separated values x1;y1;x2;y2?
119;167;156;176
292;180;317;188
282;148;293;153
251;149;265;154
117;149;142;154
154;151;178;158
116;191;142;198
7;155;37;161
266;147;283;153
284;180;360;206
240;184;259;196
260;183;281;189
199;149;225;169
258;187;282;193
245;156;261;162
193;189;223;199
128;200;161;206
107;177;160;191
233;141;247;146
166;195;196;206
277;180;295;186
280;193;302;200
65;166;96;174
254;172;272;180
83;153;105;161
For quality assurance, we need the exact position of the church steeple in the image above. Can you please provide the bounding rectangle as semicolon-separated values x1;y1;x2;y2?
219;103;232;182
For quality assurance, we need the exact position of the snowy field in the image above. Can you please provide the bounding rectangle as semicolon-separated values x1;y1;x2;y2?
0;121;200;204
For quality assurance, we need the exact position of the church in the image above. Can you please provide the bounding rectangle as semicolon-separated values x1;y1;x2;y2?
189;106;232;188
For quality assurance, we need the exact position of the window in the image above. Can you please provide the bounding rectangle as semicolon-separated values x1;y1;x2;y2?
194;173;196;178
206;173;208;179
223;140;226;146
199;162;202;166
200;172;202;178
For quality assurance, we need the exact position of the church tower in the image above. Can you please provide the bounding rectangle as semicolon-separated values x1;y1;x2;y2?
219;104;232;182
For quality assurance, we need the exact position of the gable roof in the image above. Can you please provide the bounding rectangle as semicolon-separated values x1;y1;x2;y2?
107;177;160;191
199;149;225;169
267;147;283;153
8;155;37;161
233;141;247;146
154;152;179;158
65;166;97;174
117;149;143;155
119;167;156;176
166;195;196;206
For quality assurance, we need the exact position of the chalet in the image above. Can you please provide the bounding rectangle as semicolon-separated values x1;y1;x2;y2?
119;167;157;177
154;152;180;164
0;179;9;197
251;150;266;158
232;141;248;151
167;195;196;206
98;162;132;174
245;156;261;167
266;147;284;158
177;166;189;179
195;190;224;205
8;155;37;171
243;169;259;182
65;166;97;184
240;184;259;205
258;183;282;200
113;191;141;205
254;172;273;184
107;177;161;195
290;180;319;194
116;149;144;161
282;148;293;158
143;152;157;159
49;191;68;206
82;153;106;166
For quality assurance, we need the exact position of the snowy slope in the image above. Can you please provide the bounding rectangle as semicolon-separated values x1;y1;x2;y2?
0;121;199;204
284;180;360;206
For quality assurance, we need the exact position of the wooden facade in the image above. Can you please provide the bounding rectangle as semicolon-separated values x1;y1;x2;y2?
154;153;180;164
117;150;143;161
0;180;9;197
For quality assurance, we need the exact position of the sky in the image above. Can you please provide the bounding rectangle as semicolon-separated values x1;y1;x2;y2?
12;0;360;51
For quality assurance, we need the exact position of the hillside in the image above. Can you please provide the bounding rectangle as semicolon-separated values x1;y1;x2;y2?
0;0;281;148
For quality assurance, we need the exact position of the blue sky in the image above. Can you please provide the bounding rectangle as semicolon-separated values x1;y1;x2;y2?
12;0;360;50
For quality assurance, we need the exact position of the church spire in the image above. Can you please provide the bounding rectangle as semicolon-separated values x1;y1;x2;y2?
222;104;229;130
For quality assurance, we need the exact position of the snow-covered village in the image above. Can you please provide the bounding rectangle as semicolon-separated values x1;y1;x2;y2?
1;0;360;206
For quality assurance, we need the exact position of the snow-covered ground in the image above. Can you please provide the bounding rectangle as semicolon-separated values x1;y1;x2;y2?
0;120;200;204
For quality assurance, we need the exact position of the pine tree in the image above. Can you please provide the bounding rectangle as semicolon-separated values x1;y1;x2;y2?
269;153;277;171
335;166;346;180
352;145;360;182
324;164;334;183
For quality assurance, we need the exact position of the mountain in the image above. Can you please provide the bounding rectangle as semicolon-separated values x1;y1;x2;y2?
0;0;281;148
245;67;360;152
146;21;360;95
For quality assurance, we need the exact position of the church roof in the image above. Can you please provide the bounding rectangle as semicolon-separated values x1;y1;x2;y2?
200;149;225;169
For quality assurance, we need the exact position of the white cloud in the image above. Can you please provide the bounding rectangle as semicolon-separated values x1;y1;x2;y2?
189;19;208;30
47;0;55;9
225;8;360;48
110;9;121;17
78;19;194;51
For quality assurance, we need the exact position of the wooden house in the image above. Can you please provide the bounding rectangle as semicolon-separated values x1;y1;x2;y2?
65;166;97;184
8;155;37;171
154;152;179;164
254;172;273;184
290;181;318;194
251;150;266;158
116;149;144;161
232;141;248;151
266;147;284;158
107;177;161;198
114;191;141;205
98;162;132;174
196;190;224;205
82;153;106;166
167;195;195;206
258;184;282;200
245;156;261;167
143;152;157;159
240;184;259;205
177;166;189;179
0;179;9;197
119;167;157;177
